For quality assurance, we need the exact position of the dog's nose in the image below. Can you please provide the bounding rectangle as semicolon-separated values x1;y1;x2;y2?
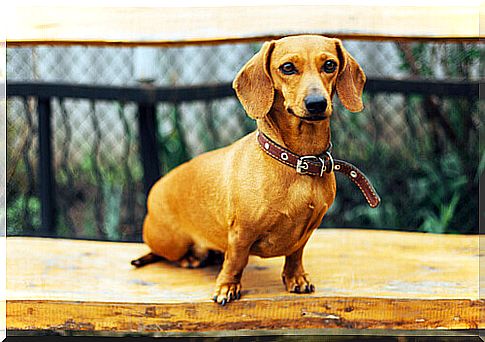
304;95;327;115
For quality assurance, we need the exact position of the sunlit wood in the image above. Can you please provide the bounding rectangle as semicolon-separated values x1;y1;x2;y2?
7;229;482;332
7;5;480;46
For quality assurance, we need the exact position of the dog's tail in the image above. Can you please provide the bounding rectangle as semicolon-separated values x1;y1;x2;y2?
131;252;163;268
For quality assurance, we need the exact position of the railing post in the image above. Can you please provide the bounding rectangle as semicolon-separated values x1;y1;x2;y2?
37;96;56;235
137;101;161;196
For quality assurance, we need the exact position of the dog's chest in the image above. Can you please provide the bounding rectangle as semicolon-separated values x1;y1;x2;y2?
248;174;335;257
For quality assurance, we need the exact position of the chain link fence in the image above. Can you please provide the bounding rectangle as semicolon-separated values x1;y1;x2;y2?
6;39;483;240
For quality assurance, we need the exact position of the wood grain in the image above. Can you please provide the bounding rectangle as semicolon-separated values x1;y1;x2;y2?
6;5;480;46
6;229;482;332
7;298;483;332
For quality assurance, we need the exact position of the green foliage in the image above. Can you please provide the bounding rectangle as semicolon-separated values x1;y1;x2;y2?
420;193;460;234
103;182;122;240
321;42;481;234
322;131;477;233
160;106;190;173
7;196;41;234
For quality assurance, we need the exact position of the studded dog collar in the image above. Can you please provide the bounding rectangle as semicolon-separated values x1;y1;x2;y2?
256;131;381;208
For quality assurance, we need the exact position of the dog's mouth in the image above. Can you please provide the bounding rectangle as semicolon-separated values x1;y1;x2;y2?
301;115;328;121
287;107;328;121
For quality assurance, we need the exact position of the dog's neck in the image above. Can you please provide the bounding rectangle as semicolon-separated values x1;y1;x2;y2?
257;94;332;156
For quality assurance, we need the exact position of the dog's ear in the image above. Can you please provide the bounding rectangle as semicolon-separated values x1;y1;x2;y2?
233;41;276;120
334;39;366;112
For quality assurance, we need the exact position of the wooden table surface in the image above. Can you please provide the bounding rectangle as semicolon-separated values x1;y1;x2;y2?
6;5;482;46
6;229;483;333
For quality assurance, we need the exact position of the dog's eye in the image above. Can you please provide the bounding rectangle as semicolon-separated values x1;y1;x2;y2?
322;60;337;73
279;62;298;75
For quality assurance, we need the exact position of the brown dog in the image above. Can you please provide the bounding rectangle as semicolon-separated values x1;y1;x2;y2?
135;35;365;305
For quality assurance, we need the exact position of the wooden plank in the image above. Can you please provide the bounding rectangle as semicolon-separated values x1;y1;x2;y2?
7;298;482;332
6;5;481;46
6;230;482;332
481;2;485;39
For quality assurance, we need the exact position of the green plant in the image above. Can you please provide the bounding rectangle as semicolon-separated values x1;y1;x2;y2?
323;42;481;233
7;196;41;234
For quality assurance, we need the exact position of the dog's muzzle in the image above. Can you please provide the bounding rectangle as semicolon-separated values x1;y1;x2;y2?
304;94;327;115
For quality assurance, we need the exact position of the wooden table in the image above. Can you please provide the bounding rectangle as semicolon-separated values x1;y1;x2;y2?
6;229;483;335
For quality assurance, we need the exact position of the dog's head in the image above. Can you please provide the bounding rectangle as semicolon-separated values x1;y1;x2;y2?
233;35;366;121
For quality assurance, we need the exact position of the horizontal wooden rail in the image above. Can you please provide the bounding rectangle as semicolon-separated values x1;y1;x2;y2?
6;79;481;103
6;5;482;46
6;230;482;334
6;82;235;103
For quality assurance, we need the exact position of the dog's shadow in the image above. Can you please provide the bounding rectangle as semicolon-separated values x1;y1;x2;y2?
129;254;287;300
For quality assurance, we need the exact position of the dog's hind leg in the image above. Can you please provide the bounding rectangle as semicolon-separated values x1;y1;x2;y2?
142;213;192;262
131;252;163;268
139;212;224;269
177;244;208;268
177;245;224;269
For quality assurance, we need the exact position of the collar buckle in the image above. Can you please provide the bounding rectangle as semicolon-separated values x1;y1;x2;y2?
323;151;334;175
296;156;321;175
296;152;334;177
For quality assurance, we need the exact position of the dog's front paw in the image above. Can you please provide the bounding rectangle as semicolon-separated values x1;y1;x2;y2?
282;273;315;294
212;282;241;306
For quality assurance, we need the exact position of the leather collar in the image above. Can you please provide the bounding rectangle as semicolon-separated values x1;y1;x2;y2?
257;131;381;208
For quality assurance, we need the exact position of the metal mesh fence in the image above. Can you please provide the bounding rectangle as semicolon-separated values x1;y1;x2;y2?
8;41;482;85
6;39;483;240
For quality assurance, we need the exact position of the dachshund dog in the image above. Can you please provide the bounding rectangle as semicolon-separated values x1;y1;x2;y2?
133;35;366;305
